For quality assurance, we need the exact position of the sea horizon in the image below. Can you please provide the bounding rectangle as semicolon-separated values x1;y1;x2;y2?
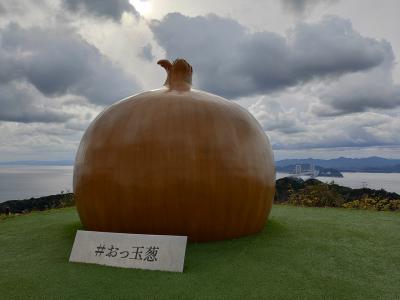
1;165;399;203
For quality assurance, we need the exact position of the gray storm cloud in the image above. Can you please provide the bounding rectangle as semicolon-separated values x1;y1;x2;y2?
0;23;140;123
0;81;73;123
150;13;393;100
313;65;400;116
281;0;338;15
62;0;138;21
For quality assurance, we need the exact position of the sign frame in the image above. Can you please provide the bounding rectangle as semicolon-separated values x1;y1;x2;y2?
69;230;187;272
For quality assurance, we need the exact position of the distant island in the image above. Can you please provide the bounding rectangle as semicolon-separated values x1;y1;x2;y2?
276;156;400;173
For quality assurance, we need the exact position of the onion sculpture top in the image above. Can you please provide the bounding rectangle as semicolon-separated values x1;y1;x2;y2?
158;59;193;91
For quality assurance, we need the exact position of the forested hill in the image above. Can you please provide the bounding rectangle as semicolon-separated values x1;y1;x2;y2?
2;178;400;215
276;157;400;172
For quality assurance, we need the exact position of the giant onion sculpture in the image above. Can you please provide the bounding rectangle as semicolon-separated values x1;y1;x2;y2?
73;59;275;242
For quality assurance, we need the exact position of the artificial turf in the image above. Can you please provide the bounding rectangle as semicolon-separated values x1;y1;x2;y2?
1;205;399;299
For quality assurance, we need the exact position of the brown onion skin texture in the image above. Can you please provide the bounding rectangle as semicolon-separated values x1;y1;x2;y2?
73;60;275;242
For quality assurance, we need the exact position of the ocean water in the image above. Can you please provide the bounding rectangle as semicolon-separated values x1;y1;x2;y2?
0;166;399;203
0;166;73;202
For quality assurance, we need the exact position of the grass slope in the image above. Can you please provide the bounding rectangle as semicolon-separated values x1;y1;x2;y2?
1;206;399;299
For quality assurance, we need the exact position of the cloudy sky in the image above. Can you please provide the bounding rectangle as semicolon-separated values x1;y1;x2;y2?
1;0;399;161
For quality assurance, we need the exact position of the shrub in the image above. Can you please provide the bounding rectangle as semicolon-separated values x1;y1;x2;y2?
288;184;345;208
342;196;400;211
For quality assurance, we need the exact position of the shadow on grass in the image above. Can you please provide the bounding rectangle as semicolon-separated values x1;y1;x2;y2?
184;219;287;273
262;219;287;236
62;221;84;241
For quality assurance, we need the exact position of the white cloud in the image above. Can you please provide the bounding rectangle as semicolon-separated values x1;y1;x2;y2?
150;13;393;99
249;97;306;134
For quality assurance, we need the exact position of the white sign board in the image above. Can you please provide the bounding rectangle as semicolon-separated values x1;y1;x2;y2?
69;230;187;272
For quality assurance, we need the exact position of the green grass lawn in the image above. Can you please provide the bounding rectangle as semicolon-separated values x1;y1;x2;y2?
1;205;399;299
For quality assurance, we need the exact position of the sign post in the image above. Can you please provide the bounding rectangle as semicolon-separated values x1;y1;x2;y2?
69;230;187;272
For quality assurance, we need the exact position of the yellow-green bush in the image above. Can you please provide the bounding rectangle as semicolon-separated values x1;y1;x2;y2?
288;184;345;207
342;196;400;211
287;184;400;211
